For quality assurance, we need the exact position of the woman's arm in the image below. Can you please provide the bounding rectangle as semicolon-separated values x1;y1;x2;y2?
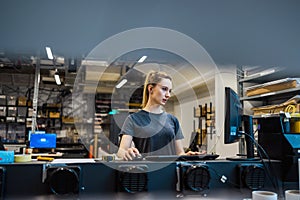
117;134;140;160
175;139;186;155
175;139;205;155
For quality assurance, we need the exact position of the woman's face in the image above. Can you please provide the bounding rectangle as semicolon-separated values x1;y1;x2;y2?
149;78;172;106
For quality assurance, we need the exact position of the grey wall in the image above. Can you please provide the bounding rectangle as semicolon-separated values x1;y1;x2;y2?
1;0;299;70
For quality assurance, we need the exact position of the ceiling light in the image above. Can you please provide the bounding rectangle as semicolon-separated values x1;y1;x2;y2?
55;56;64;64
115;79;127;89
54;69;61;85
81;59;108;67
137;56;147;63
45;47;54;60
115;55;146;89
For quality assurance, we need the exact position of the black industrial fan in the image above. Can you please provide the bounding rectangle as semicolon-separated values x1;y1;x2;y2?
238;164;266;190
118;165;148;193
0;167;5;198
45;166;81;195
178;163;211;192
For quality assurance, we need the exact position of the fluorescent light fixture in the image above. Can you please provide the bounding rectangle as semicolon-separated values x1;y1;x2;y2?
54;74;61;85
137;55;147;63
81;59;108;67
55;56;64;64
54;70;61;85
115;79;127;88
45;47;54;60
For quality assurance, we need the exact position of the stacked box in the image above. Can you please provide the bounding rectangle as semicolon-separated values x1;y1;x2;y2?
6;117;15;122
17;96;27;106
17;107;27;117
27;108;33;117
7;96;16;106
0;95;6;105
7;107;17;117
0;124;6;140
15;125;25;143
17;107;27;123
7;124;16;142
245;78;300;97
26;118;32;128
49;112;60;118
0;106;6;117
16;117;26;123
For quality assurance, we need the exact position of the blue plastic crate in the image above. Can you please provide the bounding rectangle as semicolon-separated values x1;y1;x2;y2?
0;151;14;163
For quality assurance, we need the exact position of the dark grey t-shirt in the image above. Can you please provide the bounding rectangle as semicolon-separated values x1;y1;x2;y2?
120;110;184;156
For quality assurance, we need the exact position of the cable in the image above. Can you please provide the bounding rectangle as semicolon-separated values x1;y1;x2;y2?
207;130;220;154
208;165;240;188
284;105;296;114
242;132;280;194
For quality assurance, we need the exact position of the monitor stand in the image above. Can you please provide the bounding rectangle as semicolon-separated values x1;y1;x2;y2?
226;154;260;161
226;115;261;161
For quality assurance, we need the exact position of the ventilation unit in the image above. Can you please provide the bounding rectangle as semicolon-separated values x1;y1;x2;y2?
118;165;148;193
177;162;211;193
0;167;5;198
44;165;81;195
238;164;266;190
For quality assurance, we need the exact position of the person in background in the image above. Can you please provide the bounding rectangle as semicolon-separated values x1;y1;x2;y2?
0;137;5;150
117;71;204;160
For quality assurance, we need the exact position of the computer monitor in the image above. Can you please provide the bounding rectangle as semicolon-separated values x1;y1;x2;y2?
28;130;46;141
224;87;243;144
224;87;256;160
29;133;57;149
188;131;199;152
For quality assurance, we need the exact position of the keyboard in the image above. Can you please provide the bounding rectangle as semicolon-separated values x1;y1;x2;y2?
145;154;219;162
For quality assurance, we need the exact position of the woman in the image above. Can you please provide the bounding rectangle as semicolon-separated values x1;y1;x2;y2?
117;71;201;160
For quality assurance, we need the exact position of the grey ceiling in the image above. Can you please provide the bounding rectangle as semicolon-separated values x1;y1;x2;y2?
1;0;299;69
0;0;300;96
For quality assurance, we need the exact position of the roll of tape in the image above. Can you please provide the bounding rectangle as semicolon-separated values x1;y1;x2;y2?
285;190;300;200
252;191;277;200
14;154;32;163
102;155;115;162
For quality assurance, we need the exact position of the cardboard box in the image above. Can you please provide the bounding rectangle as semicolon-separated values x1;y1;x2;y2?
245;78;299;97
17;96;27;106
0;106;6;117
0;95;6;105
7;96;16;106
252;95;300;115
49;112;60;118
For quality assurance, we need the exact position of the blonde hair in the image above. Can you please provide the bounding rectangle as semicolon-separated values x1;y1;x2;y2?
141;71;172;108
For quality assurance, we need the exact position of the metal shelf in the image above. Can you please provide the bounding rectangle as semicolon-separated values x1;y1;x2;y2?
239;67;284;83
240;86;300;101
252;113;281;118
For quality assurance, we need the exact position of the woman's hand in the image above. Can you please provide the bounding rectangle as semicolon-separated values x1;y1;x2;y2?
123;147;140;161
117;135;140;160
185;150;206;155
